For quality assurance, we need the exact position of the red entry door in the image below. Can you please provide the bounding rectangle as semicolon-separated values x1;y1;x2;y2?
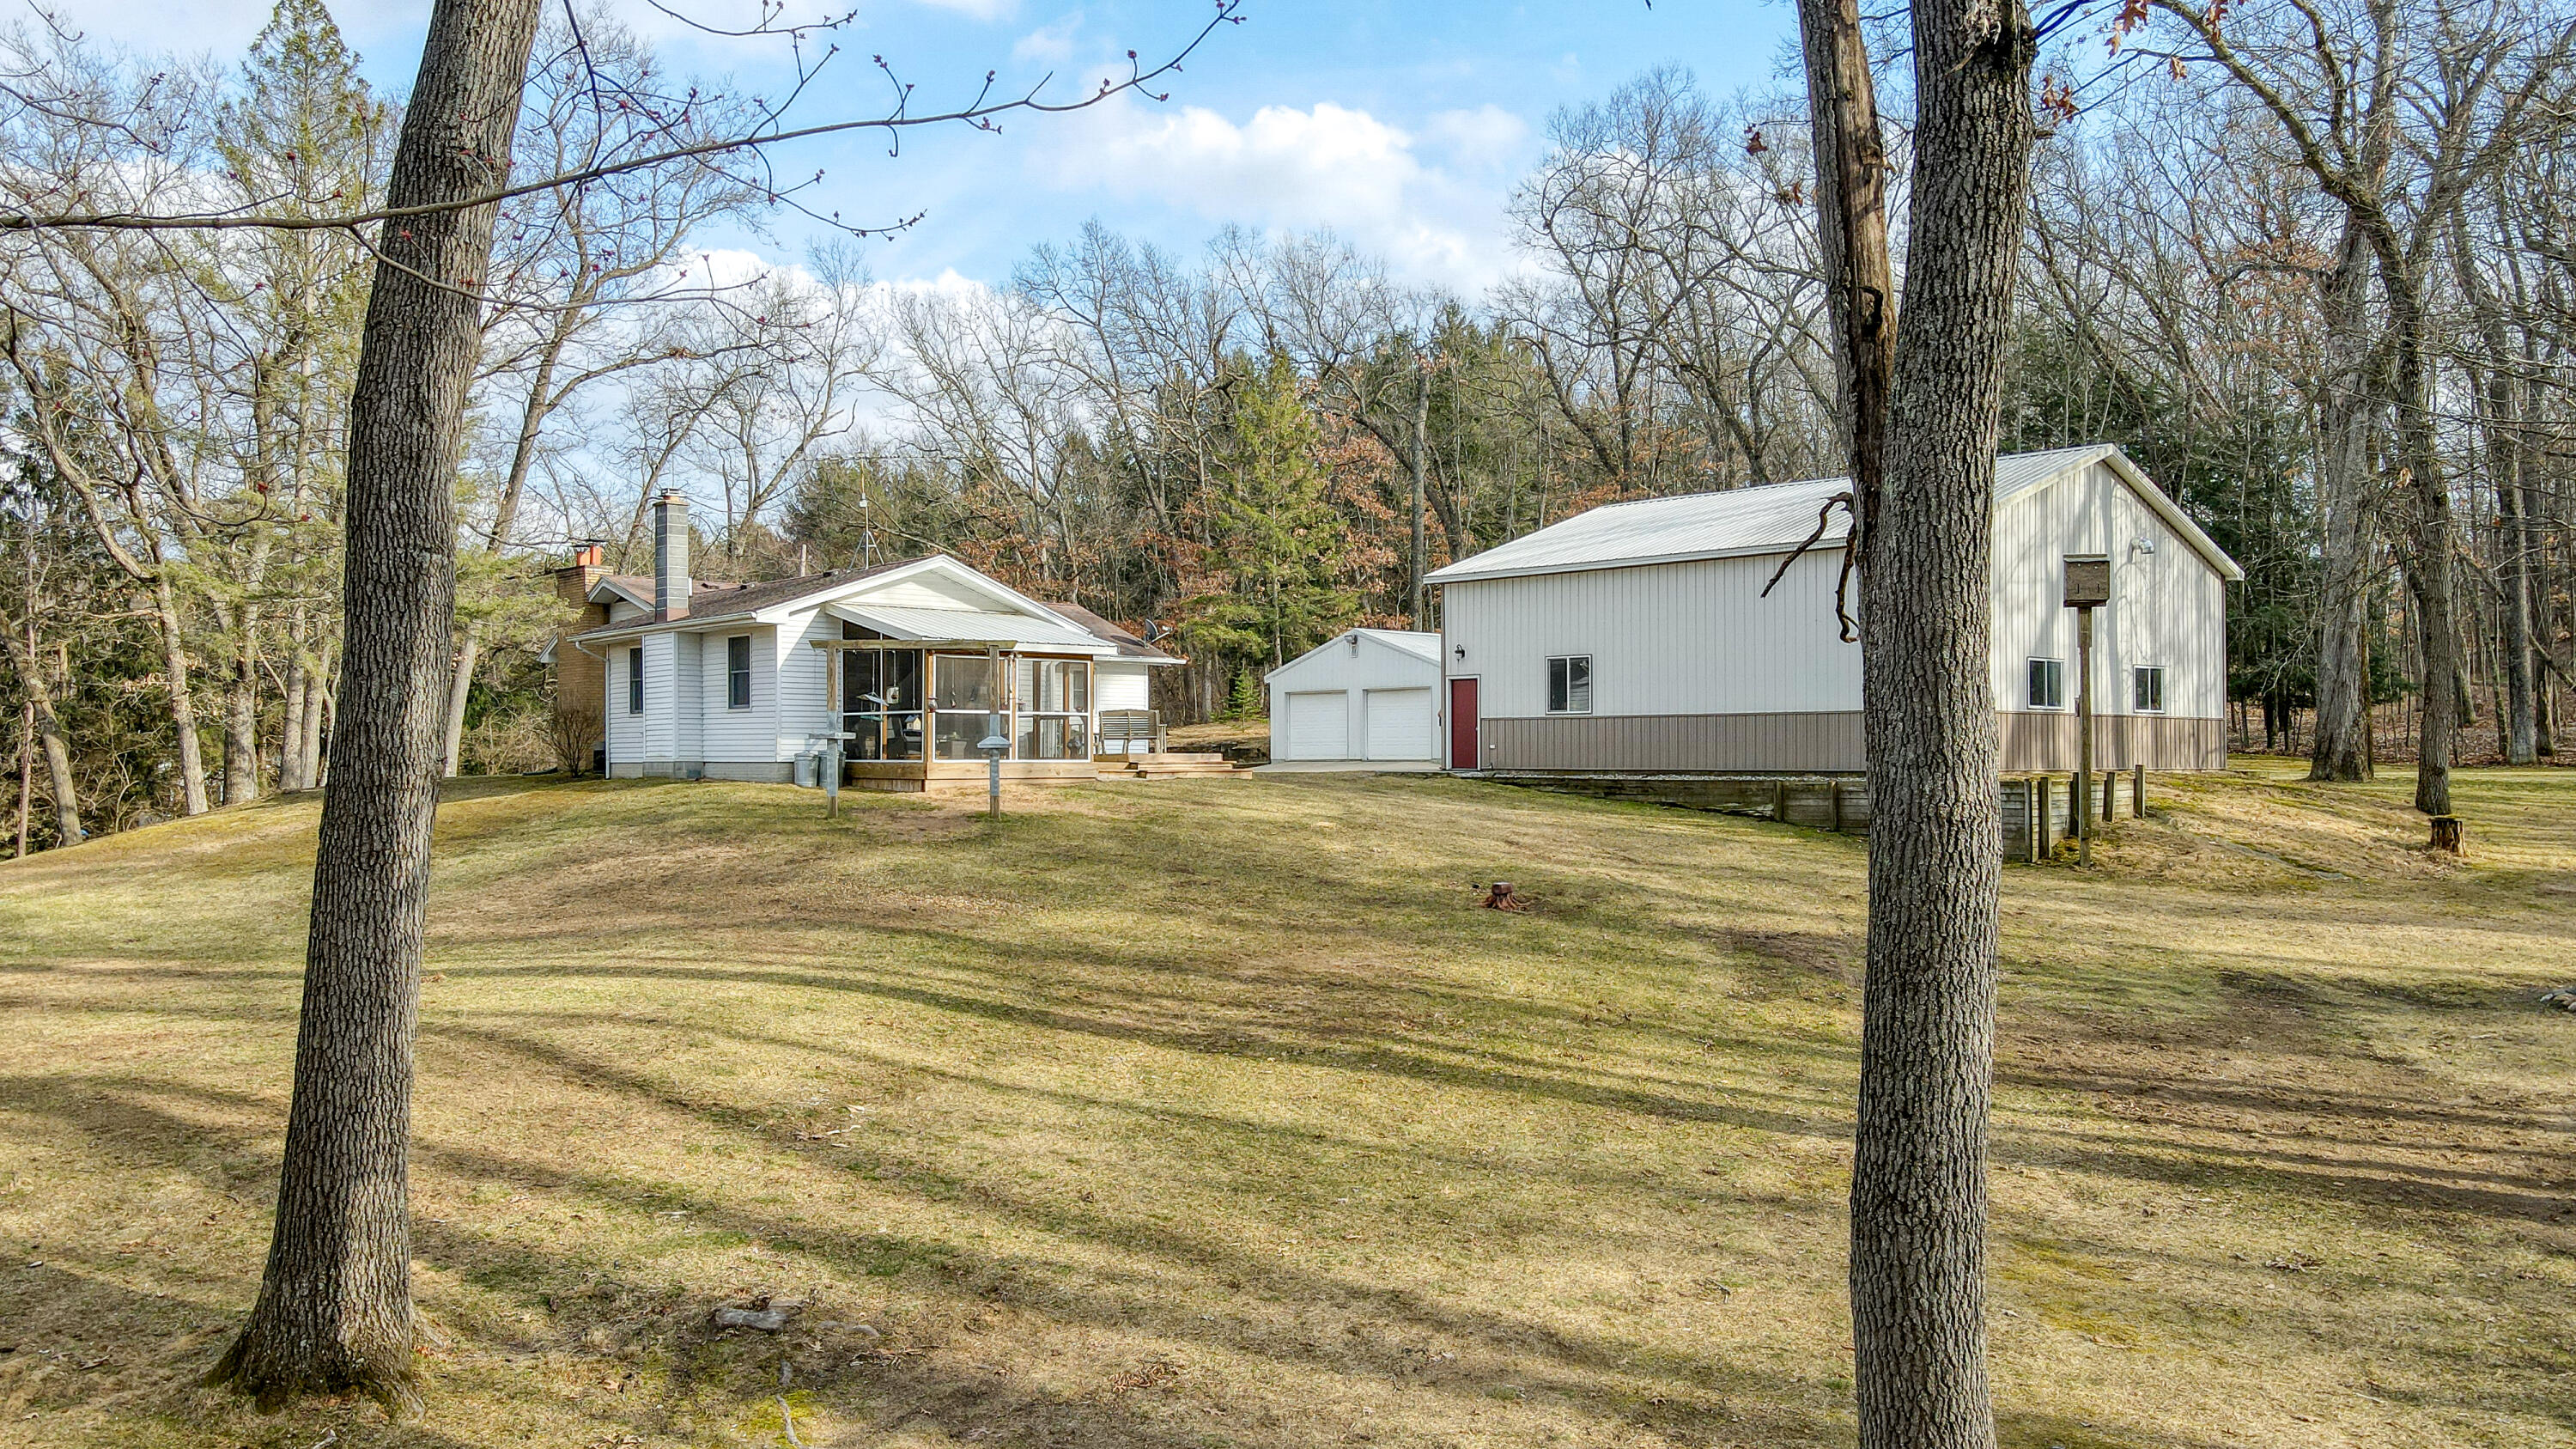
1448;676;1479;770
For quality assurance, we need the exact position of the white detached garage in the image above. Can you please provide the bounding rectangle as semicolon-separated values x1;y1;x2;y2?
1267;630;1444;764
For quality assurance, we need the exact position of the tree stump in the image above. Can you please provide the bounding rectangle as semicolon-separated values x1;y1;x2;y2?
2427;815;2464;855
1480;881;1526;911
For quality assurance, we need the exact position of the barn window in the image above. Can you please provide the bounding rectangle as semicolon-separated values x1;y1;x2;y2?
2026;658;2065;710
628;647;645;715
726;636;752;709
1546;655;1591;714
2132;666;2166;713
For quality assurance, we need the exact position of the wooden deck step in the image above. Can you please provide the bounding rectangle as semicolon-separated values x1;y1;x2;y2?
1093;755;1252;781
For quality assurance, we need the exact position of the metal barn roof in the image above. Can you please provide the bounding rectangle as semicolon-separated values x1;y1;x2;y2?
1356;629;1443;663
1425;445;2241;585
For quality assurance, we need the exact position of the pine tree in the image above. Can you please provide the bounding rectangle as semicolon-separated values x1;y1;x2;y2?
1185;354;1360;674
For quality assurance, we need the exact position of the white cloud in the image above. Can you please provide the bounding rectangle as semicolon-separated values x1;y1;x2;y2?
1012;10;1082;63
1421;105;1530;169
1036;94;1530;292
912;0;1019;21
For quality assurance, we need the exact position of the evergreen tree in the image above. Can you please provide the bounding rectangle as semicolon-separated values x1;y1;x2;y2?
1184;354;1360;673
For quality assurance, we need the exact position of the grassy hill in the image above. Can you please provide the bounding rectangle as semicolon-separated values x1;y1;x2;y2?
3;765;2573;1448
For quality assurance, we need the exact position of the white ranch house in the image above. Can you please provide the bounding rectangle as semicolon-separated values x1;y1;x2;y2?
560;496;1179;788
1425;443;2243;774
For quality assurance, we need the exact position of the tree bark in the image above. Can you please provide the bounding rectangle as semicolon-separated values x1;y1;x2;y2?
2;618;79;846
1796;0;1894;533
2308;219;2377;782
300;653;332;788
1852;0;2031;1445
223;648;263;805
1409;359;1430;630
208;0;544;1410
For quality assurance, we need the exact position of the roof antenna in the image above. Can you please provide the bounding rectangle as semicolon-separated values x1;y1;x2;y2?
860;493;877;570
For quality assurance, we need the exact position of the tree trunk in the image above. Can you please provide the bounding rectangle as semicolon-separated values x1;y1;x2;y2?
2378;260;2458;816
440;329;568;776
1409;361;1430;630
441;632;479;776
223;650;263;806
279;624;309;794
209;0;544;1410
2309;219;2376;782
1798;0;2030;1443
149;574;213;815
301;654;333;789
13;701;28;855
3;620;79;846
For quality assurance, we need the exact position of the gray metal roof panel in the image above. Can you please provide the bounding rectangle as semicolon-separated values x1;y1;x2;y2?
1425;444;2242;584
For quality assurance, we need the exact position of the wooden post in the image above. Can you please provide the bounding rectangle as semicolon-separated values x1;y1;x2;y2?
1831;777;1845;833
2075;606;2095;865
2034;775;2052;861
1772;778;1790;823
2102;769;2117;825
2131;763;2146;819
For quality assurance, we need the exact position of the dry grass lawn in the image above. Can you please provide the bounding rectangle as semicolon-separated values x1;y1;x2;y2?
2;761;2572;1448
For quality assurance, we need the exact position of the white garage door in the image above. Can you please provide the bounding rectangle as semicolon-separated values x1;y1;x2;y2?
1284;691;1351;758
1364;688;1435;759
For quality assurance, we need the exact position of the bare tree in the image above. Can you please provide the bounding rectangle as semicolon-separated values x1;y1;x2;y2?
206;0;548;1407
1795;0;2032;1441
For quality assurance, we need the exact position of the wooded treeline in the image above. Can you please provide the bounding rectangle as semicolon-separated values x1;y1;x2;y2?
6;0;2573;851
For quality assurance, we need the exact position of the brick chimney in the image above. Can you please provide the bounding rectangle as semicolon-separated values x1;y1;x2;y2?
653;493;690;619
550;544;612;740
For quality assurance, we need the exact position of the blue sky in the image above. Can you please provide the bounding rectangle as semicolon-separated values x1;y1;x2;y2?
70;0;1803;292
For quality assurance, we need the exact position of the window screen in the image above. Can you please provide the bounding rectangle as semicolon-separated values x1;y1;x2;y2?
2133;666;2166;713
1546;655;1592;714
726;636;752;709
2027;658;2064;710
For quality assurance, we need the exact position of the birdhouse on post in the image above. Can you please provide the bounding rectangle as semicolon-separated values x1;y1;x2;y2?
2063;554;2111;866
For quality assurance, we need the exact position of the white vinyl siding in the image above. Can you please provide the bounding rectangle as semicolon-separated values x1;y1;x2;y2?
640;633;680;762
774;608;842;761
605;647;645;765
1095;661;1152;714
696;625;779;763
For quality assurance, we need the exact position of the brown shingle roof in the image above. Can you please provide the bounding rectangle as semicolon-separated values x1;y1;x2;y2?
575;558;920;641
1042;601;1182;662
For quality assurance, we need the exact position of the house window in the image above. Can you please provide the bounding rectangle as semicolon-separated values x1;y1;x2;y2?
1015;658;1092;760
931;654;1005;760
627;647;644;715
2133;665;2166;714
2027;658;2065;710
726;636;752;710
843;648;923;760
1546;655;1592;714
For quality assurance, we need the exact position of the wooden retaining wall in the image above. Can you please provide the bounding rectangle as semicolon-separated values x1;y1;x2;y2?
1479;767;2148;861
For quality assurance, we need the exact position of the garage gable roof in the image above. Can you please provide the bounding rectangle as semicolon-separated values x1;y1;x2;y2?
1425;444;2243;584
1264;628;1443;684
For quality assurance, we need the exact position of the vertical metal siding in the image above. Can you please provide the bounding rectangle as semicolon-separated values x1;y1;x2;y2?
1990;460;2226;727
1443;550;1862;720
